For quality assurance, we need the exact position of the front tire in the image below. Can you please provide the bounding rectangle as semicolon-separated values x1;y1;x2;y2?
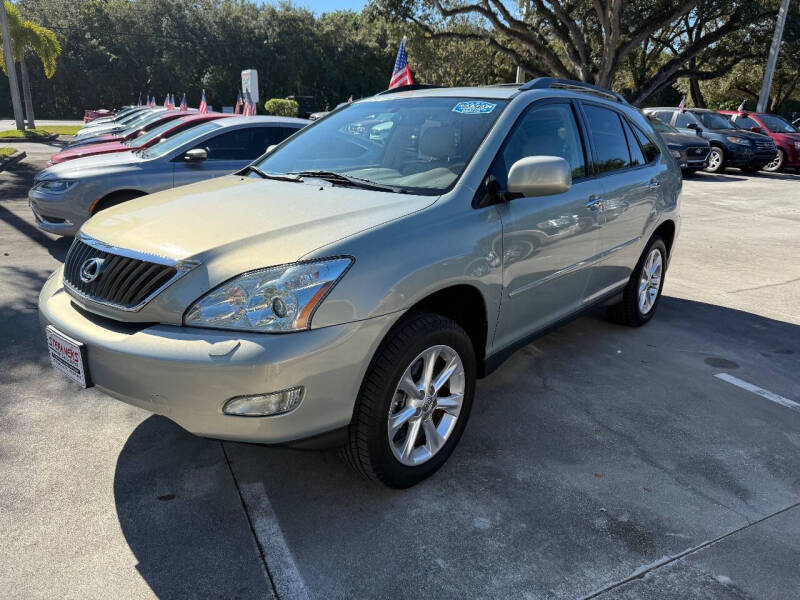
343;312;476;488
704;147;725;173
608;236;667;327
763;149;785;173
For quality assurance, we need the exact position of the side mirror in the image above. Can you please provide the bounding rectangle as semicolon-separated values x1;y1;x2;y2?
750;126;763;134
184;148;207;162
507;156;572;198
687;123;702;132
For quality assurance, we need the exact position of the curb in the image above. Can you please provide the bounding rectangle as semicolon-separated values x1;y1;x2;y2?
0;150;27;171
0;134;58;142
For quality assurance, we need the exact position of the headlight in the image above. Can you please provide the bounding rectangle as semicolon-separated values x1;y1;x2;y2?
726;136;749;145
34;179;79;193
670;150;682;159
184;257;353;332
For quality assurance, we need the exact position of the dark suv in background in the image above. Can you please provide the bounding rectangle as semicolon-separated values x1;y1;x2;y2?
719;110;800;172
644;107;777;173
647;116;710;176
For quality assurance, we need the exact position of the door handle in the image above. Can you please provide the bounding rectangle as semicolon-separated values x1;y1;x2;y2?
648;179;661;189
586;195;604;210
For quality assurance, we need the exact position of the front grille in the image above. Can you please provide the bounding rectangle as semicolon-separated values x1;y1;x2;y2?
688;146;708;157
63;237;180;310
753;139;775;151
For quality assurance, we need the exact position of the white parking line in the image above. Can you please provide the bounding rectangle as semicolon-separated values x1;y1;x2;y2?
241;482;310;600
715;372;800;413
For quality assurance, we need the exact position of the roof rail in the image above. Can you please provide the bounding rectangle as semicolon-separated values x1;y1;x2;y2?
520;77;628;104
377;84;442;95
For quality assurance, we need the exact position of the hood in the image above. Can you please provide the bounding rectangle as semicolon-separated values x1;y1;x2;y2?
41;151;145;180
66;133;119;149
81;175;437;271
51;140;127;164
772;131;800;141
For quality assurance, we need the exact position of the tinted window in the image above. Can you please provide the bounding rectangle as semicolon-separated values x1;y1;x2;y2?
653;111;674;124
583;105;630;173
696;111;736;129
142;121;221;158
732;115;760;129
757;114;798;133
491;103;586;187
675;112;695;128
630;122;660;163
621;120;645;166
201;127;286;161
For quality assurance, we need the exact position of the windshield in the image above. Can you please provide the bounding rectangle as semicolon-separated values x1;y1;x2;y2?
253;97;508;194
140;120;221;159
126;117;190;148
120;111;172;136
115;109;156;126
758;114;798;133
647;117;678;134
697;111;736;130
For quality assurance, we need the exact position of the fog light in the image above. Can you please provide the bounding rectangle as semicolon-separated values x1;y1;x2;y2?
223;387;303;417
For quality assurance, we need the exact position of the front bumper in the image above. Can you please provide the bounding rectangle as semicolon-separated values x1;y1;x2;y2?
29;187;87;237
39;270;398;444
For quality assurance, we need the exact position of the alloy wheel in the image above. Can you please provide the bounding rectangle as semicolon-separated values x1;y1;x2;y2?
706;149;722;172
638;248;663;315
764;150;784;172
387;345;465;466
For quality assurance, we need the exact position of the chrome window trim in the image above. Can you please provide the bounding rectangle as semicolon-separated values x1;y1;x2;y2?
63;233;201;312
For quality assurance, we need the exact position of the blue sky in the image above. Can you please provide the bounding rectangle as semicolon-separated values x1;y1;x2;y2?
259;0;368;13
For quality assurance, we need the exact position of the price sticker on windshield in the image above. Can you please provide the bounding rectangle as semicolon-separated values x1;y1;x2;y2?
452;101;497;115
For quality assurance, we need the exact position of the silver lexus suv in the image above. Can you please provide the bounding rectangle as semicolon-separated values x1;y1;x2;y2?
39;79;681;488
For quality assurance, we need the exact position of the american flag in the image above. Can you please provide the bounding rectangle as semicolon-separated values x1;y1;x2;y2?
243;89;256;116
199;89;208;114
737;99;746;112
234;91;243;114
170;93;176;109
163;95;170;109
678;96;685;111
180;93;187;111
137;92;142;106
389;37;413;90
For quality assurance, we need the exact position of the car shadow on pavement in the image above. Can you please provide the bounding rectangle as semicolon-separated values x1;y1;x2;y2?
0;161;39;199
111;297;800;599
0;203;71;261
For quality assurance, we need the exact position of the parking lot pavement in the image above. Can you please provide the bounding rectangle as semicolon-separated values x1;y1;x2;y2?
1;149;799;599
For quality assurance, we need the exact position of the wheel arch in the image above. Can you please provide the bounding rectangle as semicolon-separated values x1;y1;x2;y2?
91;189;147;214
652;220;676;257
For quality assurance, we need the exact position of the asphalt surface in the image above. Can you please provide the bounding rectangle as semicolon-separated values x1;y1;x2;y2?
1;145;799;599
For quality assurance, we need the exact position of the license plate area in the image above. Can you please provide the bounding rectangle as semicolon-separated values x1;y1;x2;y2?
46;325;91;388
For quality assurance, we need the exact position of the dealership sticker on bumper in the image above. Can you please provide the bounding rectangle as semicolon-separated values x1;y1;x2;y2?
46;325;90;388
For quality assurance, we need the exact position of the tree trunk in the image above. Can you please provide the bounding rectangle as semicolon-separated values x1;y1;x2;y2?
19;55;35;129
688;77;705;108
0;0;25;130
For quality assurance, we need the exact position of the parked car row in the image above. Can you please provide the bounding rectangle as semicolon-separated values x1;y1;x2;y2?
31;107;308;236
644;106;800;174
36;79;684;488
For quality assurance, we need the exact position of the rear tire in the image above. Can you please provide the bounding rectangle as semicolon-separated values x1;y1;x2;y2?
703;147;725;173
608;236;667;327
343;311;476;488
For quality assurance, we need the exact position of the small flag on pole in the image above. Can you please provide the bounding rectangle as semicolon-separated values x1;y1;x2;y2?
389;37;414;90
164;95;170;109
234;91;243;114
138;92;142;106
170;93;176;110
678;96;685;112
348;95;353;104
180;93;187;111
243;89;256;116
737;99;746;112
199;89;208;114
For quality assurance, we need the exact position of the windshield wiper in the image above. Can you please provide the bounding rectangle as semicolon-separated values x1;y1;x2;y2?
289;170;405;193
242;165;302;182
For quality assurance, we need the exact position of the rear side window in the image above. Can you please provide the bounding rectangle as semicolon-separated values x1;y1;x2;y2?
629;122;660;163
652;111;674;124
621;120;646;166
583;104;630;173
732;115;760;130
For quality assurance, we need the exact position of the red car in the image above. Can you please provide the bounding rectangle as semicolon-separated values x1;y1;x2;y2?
719;109;800;172
48;113;232;166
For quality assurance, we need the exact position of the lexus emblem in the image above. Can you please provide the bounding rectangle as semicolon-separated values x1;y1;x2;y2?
79;257;105;283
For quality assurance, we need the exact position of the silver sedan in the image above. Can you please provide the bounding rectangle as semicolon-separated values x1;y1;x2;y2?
29;116;308;236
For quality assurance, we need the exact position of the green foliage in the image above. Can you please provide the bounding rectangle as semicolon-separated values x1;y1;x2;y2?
0;125;78;137
0;1;61;78
264;98;298;117
0;146;17;157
